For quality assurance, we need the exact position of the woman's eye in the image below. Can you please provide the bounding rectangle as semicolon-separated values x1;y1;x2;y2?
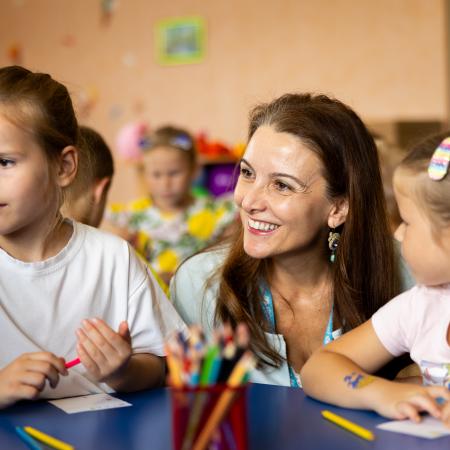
0;158;14;168
274;180;291;191
240;166;252;178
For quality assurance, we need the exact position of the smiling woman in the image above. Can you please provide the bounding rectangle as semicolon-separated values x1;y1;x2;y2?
171;93;413;387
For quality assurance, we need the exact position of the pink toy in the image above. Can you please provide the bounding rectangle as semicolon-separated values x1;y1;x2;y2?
115;121;150;162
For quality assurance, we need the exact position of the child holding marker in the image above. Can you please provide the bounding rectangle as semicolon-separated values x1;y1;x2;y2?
0;66;186;408
301;133;450;427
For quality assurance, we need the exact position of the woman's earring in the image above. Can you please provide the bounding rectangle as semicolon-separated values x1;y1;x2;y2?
328;230;340;263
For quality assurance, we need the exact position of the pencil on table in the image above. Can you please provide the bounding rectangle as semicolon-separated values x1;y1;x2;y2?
15;427;43;450
23;426;74;450
321;410;375;441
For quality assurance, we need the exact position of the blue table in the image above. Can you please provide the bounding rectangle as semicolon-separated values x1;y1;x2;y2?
0;384;448;449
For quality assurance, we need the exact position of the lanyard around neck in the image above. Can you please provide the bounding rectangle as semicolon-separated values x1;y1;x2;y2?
260;282;334;387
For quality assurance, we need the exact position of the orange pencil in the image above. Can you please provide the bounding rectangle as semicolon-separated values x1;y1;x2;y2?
165;343;183;388
192;352;255;450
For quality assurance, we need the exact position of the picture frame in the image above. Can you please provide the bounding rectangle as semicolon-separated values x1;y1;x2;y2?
155;16;205;65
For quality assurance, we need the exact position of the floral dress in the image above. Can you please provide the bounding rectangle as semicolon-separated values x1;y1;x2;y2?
107;195;237;275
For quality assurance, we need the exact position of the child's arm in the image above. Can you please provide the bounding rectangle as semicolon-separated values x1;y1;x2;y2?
301;321;450;422
76;319;165;392
442;401;450;428
0;352;67;408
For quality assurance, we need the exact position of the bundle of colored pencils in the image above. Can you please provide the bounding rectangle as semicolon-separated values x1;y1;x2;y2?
165;323;256;450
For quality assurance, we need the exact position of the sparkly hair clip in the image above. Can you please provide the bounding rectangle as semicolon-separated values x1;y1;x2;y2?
171;134;192;151
428;137;450;181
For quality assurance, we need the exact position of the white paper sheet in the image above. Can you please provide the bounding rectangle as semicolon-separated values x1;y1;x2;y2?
377;416;450;439
48;393;132;414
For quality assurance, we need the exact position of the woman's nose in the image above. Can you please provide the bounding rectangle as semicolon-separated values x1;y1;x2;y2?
239;182;267;213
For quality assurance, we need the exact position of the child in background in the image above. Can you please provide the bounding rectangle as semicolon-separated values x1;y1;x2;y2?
0;66;186;408
62;125;114;228
301;133;450;426
63;125;169;296
107;125;236;284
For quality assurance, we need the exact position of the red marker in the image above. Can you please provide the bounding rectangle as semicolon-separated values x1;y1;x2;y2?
65;357;81;369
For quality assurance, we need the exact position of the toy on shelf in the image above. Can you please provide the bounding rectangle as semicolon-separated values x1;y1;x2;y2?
196;132;245;164
115;121;149;162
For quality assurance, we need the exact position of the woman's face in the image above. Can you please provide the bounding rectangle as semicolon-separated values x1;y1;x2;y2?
234;125;335;261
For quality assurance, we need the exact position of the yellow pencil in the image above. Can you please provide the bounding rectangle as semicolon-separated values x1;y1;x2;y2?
23;426;74;450
321;410;375;441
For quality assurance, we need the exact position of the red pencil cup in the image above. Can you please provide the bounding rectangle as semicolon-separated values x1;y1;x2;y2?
171;384;248;450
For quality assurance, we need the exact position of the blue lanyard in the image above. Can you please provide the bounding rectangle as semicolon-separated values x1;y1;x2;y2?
260;282;334;388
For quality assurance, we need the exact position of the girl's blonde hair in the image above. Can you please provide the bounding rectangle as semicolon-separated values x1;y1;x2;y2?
396;132;450;230
143;125;197;168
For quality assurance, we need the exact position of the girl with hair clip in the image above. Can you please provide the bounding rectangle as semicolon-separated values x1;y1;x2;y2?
171;93;413;387
0;66;186;408
302;133;450;426
107;125;236;285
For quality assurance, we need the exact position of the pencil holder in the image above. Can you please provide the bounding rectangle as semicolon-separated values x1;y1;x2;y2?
171;384;248;450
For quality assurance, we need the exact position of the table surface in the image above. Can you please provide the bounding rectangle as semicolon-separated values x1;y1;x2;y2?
0;384;449;449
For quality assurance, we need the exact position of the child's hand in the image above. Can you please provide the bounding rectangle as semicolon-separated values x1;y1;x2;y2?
374;382;450;422
0;352;67;408
76;318;132;384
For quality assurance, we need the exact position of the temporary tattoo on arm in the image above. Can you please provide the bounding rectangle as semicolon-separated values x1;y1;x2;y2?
343;372;375;389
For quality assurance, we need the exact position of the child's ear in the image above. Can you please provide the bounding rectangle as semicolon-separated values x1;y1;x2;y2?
327;197;349;229
93;177;111;205
57;145;78;187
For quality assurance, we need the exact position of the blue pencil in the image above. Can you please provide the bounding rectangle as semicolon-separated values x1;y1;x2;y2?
15;427;44;450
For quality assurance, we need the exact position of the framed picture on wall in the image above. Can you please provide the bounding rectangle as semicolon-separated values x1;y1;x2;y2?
155;16;205;65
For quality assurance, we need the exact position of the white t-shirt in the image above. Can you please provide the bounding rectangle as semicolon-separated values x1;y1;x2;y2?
0;220;187;398
372;284;450;388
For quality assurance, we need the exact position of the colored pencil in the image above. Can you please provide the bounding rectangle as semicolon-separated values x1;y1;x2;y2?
165;344;183;388
64;358;80;369
23;427;74;450
321;410;375;441
199;344;220;386
15;427;43;450
192;352;256;450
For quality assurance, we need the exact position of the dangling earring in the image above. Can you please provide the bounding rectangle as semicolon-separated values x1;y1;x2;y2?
328;229;340;263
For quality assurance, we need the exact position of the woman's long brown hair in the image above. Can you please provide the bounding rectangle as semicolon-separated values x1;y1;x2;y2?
213;93;401;368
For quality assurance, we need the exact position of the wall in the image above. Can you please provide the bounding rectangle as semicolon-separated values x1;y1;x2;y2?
0;0;447;203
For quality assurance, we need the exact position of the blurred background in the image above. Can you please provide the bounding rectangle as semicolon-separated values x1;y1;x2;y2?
0;0;448;217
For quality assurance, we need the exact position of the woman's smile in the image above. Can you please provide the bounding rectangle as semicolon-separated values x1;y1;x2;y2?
247;217;280;234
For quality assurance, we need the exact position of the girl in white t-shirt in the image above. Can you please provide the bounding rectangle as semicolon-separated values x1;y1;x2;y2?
0;66;186;408
301;133;450;427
